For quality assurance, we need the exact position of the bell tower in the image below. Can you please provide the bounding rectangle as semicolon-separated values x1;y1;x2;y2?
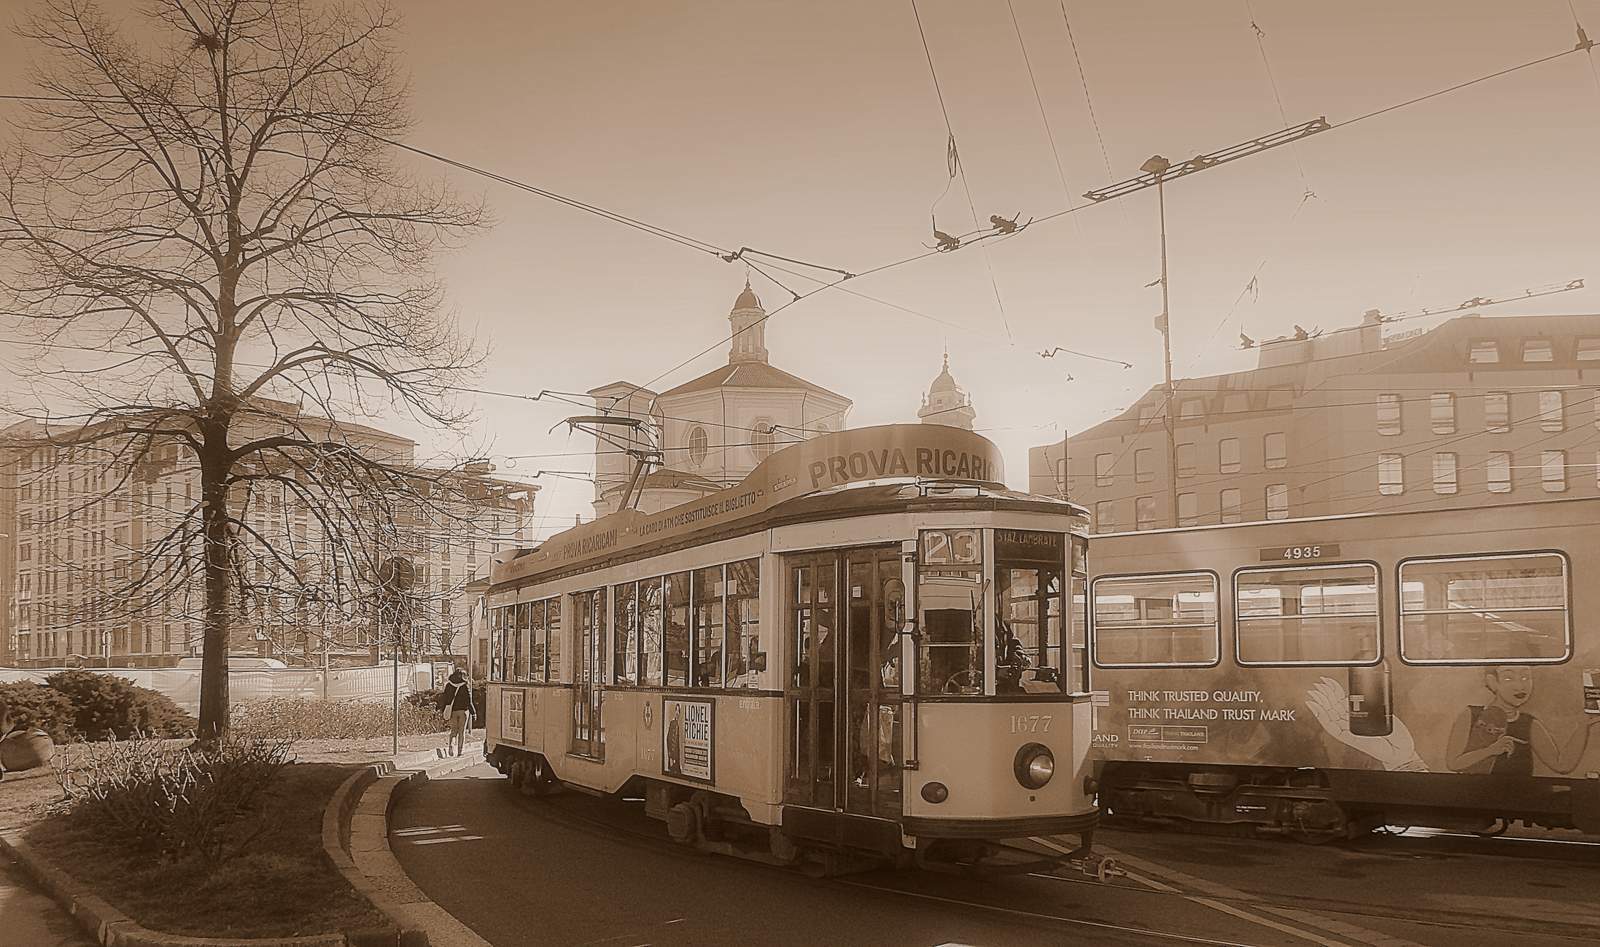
728;279;769;364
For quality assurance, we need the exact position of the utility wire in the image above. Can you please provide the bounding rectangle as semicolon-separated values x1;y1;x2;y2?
1057;1;1115;187
1244;1;1313;194
1009;0;1076;210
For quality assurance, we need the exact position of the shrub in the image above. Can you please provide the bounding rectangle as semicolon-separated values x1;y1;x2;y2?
54;735;294;866
406;682;487;727
44;670;195;741
231;697;447;741
0;681;75;742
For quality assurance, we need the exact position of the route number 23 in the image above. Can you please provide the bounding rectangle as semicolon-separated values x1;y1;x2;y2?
1009;714;1052;734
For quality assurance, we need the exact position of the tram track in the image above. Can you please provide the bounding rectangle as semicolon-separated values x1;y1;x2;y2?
1020;835;1600;945
499;785;1285;946
501;782;1600;946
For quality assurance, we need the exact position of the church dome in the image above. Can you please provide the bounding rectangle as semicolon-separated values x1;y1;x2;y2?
733;282;762;312
928;354;961;395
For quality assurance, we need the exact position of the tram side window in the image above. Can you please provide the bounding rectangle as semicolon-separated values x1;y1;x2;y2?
1092;573;1218;667
1235;564;1379;665
693;565;725;687
1069;535;1089;693
511;601;528;682
489;607;506;681
639;577;664;686
545;598;562;682
613;582;638;685
1399;554;1570;663
528;600;546;682
725;558;763;687
665;572;691;687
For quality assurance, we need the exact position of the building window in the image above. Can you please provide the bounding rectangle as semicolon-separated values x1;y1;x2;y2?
1539;390;1564;432
1430;393;1455;434
1219;438;1240;475
686;426;709;467
1176;442;1196;478
1091;572;1219;667
749;417;776;461
1179;398;1204;420
1542;450;1566;492
1522;339;1554;362
1468;340;1499;364
1219;488;1242;524
1484;391;1510;432
1376;393;1402;435
1399;553;1569;663
1135;496;1157;530
1263;432;1286;470
1137;402;1160;426
1134;448;1154;484
1432;453;1458;495
1265;483;1289;520
1177;492;1197;527
1487;452;1512;493
1378;453;1404;495
1094;500;1117;533
1579;338;1600;361
1094;453;1113;487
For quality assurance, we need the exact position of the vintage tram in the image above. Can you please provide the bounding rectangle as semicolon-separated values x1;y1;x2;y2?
1087;497;1600;840
483;425;1099;869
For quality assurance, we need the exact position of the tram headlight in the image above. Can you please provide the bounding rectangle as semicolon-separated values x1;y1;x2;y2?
920;781;949;804
1014;743;1055;790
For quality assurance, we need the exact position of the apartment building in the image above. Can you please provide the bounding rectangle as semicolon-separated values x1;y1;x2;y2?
1;403;536;667
1029;311;1600;531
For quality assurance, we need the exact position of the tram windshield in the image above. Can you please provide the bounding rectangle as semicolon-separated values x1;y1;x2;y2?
995;529;1070;695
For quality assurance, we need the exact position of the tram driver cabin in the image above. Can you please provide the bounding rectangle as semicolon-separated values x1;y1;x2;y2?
481;425;1099;869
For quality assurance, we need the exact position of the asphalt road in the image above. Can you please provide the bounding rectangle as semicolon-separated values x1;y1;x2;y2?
391;765;1600;947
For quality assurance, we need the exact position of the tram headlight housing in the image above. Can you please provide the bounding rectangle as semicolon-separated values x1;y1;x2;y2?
1014;743;1055;790
920;781;949;804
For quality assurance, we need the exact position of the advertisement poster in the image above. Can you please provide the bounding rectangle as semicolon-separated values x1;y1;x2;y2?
1092;662;1600;778
663;697;714;782
502;688;525;743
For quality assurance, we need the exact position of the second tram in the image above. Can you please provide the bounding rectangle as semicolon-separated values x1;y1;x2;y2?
483;425;1100;870
1087;497;1600;840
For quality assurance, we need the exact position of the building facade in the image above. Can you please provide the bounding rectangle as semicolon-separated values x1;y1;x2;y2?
588;282;852;517
1029;312;1600;531
1;404;536;668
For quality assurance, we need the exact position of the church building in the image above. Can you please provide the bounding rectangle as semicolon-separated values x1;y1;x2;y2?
588;282;852;516
917;352;977;430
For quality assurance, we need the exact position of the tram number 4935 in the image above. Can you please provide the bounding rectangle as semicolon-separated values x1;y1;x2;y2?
1260;543;1340;562
1009;714;1053;734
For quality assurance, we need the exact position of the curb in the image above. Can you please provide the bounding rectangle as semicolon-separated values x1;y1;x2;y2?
0;828;345;947
323;746;490;947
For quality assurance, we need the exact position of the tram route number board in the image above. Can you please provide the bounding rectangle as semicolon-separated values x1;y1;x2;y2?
1258;543;1341;562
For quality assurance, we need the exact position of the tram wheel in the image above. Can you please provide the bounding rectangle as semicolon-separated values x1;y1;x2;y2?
667;801;702;845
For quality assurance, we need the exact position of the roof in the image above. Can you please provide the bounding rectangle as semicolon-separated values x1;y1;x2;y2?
928;353;962;395
598;466;723;497
657;360;849;401
733;283;762;311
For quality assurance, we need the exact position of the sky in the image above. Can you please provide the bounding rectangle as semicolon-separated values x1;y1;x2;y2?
3;0;1599;538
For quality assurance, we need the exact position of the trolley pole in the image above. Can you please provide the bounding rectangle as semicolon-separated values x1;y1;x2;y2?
1142;154;1180;528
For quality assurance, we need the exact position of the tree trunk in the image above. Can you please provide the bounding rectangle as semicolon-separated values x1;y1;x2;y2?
194;430;233;746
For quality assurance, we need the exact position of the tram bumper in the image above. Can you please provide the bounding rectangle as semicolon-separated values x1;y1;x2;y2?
902;809;1098;840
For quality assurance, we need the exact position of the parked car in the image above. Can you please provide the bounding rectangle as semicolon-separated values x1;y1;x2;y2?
175;656;289;670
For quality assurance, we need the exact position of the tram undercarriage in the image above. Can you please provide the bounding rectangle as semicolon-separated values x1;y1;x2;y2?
490;744;1111;877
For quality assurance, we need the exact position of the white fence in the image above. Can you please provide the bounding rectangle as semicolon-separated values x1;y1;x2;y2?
0;663;441;714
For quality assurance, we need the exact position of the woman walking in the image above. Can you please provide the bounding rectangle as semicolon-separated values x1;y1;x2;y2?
438;668;476;758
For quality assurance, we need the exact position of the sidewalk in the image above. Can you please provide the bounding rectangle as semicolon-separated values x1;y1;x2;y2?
0;856;91;947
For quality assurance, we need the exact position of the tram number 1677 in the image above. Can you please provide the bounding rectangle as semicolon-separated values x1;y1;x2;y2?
1009;714;1053;734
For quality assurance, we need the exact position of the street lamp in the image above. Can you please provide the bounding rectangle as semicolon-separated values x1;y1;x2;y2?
1140;154;1180;529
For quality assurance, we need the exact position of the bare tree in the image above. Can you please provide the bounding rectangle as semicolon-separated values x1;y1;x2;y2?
0;0;486;744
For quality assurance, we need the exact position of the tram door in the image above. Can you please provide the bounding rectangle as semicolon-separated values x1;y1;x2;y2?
785;547;902;819
570;589;604;759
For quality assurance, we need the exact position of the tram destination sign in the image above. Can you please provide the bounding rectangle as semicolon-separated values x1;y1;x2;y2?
995;529;1063;564
1258;543;1341;562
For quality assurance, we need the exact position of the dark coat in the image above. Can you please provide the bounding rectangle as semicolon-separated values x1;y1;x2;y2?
439;677;475;715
